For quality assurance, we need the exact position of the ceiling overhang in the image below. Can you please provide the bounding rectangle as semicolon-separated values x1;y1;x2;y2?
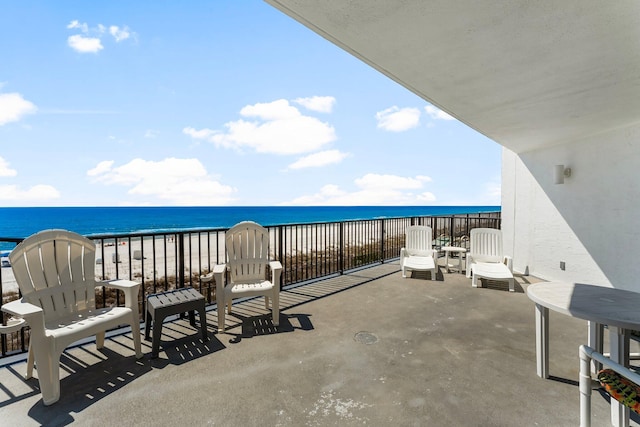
266;0;640;153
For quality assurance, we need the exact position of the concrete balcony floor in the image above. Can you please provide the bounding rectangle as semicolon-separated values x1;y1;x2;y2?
0;259;634;426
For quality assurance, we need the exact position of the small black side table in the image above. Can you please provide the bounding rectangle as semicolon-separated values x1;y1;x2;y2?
145;287;208;358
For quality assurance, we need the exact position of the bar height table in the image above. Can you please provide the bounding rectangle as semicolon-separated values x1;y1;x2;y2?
527;282;640;427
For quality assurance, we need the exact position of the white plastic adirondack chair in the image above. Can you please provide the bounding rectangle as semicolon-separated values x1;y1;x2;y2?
400;225;438;280
1;230;142;405
213;221;282;332
466;228;514;290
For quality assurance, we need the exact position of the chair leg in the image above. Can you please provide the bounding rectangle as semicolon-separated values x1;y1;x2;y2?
227;301;232;314
25;342;34;379
197;307;208;341
151;315;164;358
579;347;593;427
130;316;143;359
33;344;62;406
272;292;280;326
508;278;515;292
96;331;105;349
472;273;479;288
218;297;226;333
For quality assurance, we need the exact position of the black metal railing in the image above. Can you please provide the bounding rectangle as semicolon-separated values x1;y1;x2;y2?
0;212;500;357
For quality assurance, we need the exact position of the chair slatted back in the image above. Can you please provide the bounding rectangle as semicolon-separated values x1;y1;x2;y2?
225;221;269;284
405;226;434;256
9;230;96;322
470;228;503;263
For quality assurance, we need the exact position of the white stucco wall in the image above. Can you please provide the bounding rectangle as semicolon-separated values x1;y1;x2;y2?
501;122;640;290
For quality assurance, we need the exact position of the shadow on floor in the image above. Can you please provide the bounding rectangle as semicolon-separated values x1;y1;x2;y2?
226;312;314;344
26;348;151;426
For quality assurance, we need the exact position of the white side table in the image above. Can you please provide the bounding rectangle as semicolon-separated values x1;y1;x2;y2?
441;246;466;274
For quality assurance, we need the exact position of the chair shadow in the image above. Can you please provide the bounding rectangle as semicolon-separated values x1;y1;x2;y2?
26;347;152;426
480;278;524;293
23;326;225;426
149;329;225;368
226;312;314;344
407;269;441;281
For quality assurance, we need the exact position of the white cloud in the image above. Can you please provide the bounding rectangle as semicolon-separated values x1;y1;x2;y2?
67;20;89;33
184;98;337;155
67;34;103;53
425;105;455;121
87;160;114;177
0;184;60;201
109;25;131;42
0;157;17;177
183;127;218;140
0;157;60;201
66;21;135;53
88;158;237;205
293;96;336;113
376;106;421;132
286;173;435;206
0;92;37;125
288;150;349;170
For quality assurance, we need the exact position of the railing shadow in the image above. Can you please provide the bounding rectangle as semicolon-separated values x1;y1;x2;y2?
226;313;314;345
3;321;225;425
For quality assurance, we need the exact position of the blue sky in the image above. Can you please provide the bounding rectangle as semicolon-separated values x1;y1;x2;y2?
0;1;501;207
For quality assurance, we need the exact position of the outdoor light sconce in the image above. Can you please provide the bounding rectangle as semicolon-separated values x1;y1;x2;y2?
554;165;571;184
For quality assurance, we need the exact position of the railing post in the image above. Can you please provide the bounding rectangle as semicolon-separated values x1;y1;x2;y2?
278;226;284;289
465;214;470;238
449;216;455;246
278;225;283;264
339;222;344;275
380;219;385;263
178;232;185;289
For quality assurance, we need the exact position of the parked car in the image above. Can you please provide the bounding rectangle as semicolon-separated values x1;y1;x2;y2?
0;250;11;267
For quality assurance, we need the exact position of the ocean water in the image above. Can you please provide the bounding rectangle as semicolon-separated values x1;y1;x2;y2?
0;206;499;241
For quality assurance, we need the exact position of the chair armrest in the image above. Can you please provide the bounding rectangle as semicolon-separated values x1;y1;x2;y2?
1;298;43;318
400;247;407;265
211;264;228;308
503;256;513;272
1;299;45;334
269;261;282;289
269;261;283;272
99;279;141;309
466;254;474;278
101;279;140;290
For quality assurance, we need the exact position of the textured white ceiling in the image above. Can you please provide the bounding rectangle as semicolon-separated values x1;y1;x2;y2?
266;0;640;153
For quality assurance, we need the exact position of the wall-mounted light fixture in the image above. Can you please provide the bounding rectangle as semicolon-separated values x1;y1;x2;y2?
554;165;571;184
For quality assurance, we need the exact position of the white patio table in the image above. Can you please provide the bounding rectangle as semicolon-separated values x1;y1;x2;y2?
440;246;466;274
527;281;640;427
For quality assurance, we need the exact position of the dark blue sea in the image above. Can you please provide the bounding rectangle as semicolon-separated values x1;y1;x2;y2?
0;206;498;246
